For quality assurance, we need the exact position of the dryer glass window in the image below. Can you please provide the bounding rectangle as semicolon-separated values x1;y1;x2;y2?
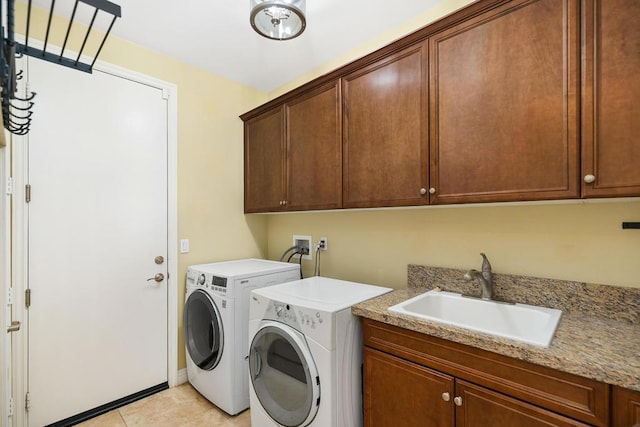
250;324;319;427
183;289;224;371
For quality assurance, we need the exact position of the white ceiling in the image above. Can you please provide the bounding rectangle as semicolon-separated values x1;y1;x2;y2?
24;0;446;92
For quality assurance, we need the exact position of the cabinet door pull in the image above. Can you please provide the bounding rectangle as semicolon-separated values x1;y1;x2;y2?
584;174;596;184
429;187;436;194
454;396;463;406
420;188;427;195
442;392;450;402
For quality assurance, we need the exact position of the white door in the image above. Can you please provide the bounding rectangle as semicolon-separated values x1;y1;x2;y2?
26;57;168;426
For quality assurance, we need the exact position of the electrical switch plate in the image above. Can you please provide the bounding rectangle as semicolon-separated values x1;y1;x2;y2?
292;235;312;260
180;239;190;253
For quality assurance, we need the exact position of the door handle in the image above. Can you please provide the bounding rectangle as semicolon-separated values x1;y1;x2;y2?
7;321;21;333
147;273;165;283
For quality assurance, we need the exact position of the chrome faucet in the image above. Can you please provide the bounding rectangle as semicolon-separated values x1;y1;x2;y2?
464;253;493;300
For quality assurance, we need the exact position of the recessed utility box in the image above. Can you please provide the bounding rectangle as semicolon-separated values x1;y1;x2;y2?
293;235;312;260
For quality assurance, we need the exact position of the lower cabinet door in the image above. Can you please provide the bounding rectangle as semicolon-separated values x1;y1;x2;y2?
455;380;590;427
612;386;640;427
363;347;454;427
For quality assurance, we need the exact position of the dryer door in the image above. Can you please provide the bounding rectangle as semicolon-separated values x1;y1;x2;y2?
183;289;224;370
250;320;320;427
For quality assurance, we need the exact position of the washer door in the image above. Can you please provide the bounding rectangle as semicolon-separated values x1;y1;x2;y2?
183;289;224;371
250;321;320;427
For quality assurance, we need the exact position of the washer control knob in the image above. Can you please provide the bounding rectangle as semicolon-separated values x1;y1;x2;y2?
198;274;206;285
275;305;284;317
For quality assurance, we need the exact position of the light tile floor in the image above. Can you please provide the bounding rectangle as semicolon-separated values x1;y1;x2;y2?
76;383;251;427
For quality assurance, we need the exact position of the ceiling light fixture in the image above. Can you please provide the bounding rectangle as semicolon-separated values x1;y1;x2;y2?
250;0;306;41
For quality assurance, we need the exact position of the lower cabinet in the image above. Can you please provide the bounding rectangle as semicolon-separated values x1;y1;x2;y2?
365;348;589;427
362;319;610;426
612;386;640;427
364;347;454;426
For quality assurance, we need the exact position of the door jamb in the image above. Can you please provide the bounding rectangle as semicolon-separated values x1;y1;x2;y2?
1;132;13;427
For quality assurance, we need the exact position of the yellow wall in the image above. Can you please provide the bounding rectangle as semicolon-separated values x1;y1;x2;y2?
267;201;640;289
15;3;269;370
264;0;640;291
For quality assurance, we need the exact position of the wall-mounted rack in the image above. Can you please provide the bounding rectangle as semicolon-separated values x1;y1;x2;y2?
1;0;122;135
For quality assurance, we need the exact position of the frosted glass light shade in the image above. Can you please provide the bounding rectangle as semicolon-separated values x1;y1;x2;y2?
250;0;306;40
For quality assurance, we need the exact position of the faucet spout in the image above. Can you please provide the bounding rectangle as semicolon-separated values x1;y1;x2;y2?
465;253;493;300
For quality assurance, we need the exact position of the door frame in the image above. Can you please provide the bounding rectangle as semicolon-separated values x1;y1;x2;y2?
1;131;12;427
11;56;178;426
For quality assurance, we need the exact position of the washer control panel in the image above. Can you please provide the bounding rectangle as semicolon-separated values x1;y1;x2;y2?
186;269;228;296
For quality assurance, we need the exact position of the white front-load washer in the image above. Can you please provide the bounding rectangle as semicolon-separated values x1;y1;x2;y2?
247;276;392;426
184;259;300;415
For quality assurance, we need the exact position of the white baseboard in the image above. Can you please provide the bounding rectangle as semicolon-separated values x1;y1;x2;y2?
176;368;188;385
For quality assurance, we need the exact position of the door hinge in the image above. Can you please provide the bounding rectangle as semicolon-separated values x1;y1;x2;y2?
7;286;13;305
25;392;30;412
25;184;31;203
25;288;31;308
5;176;12;195
161;88;170;100
8;396;14;416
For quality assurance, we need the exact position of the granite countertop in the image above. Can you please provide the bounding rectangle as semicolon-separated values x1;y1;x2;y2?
351;265;640;392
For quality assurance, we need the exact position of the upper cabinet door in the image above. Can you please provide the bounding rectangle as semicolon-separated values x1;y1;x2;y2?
342;43;428;209
244;106;285;213
582;0;640;197
429;0;580;204
286;81;342;211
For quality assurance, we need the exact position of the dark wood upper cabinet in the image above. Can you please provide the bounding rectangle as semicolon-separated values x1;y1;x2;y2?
285;81;342;211
244;106;285;213
581;0;640;197
342;42;428;208
429;0;580;204
242;0;638;212
243;81;341;213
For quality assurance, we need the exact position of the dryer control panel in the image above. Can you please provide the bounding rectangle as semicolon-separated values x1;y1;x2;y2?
259;298;335;349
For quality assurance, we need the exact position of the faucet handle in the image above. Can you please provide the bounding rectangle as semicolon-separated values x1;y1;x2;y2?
480;253;492;273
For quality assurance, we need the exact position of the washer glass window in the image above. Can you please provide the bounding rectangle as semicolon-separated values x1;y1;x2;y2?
183;289;224;370
250;323;320;427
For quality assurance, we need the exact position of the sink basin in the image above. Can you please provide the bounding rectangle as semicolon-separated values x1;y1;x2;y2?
388;290;562;347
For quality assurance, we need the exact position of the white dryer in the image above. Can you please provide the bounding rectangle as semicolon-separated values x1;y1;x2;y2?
184;259;300;415
247;276;392;426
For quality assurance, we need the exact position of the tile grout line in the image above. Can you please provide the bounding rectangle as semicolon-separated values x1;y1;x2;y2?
117;408;128;427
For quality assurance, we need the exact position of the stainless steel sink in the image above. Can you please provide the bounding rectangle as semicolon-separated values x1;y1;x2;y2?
388;290;562;347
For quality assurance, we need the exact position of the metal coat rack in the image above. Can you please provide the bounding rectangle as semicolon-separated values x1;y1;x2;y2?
1;0;121;135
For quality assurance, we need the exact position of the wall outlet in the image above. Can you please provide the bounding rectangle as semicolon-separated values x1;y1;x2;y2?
319;236;328;251
292;235;312;260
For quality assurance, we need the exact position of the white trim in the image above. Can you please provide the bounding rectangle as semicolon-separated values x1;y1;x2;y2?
11;54;179;422
12;130;28;427
1;131;12;427
176;369;188;386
